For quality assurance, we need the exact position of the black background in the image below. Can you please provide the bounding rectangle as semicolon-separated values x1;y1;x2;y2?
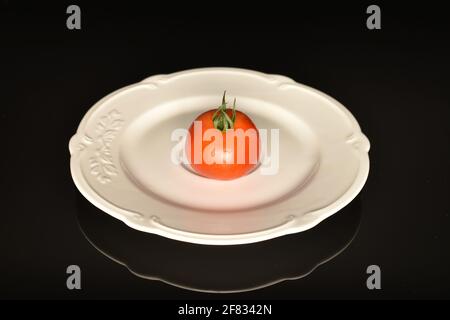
1;1;449;299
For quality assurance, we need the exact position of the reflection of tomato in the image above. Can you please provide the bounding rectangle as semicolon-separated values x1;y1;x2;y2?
186;93;260;180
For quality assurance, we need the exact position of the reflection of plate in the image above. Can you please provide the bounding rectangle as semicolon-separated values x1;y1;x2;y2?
76;194;361;293
69;67;370;245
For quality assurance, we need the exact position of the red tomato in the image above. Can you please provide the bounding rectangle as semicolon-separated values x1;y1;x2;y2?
186;93;260;180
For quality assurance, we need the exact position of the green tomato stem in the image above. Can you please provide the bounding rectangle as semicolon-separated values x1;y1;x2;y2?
212;91;236;131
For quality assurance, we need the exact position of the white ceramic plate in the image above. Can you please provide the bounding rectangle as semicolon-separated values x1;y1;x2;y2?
69;67;370;245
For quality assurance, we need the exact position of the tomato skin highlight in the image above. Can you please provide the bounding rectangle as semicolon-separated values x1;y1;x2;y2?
186;109;260;180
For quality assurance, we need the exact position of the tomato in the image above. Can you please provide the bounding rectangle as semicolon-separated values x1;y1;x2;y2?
186;92;260;180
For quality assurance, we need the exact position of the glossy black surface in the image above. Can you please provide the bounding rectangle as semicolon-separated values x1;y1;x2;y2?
1;3;449;299
77;194;361;293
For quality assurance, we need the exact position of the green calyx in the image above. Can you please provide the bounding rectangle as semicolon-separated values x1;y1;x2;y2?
212;91;236;131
